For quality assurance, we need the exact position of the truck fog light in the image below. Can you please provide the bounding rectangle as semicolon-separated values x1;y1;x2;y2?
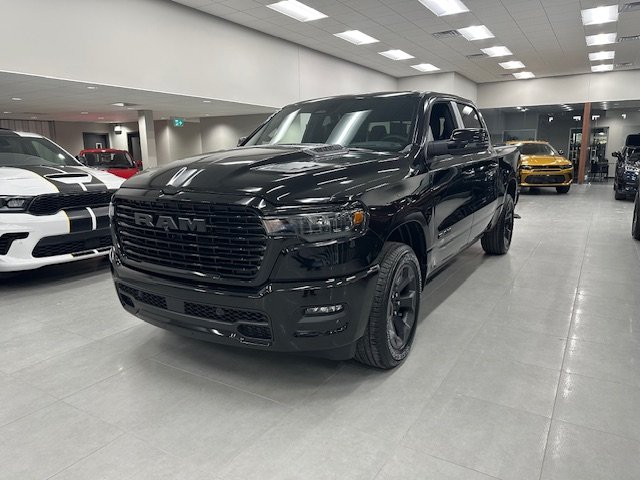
304;304;344;315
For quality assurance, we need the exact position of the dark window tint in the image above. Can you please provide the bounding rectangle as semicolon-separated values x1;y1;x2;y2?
0;135;79;167
518;143;557;156
84;152;134;168
428;102;457;141
456;103;483;129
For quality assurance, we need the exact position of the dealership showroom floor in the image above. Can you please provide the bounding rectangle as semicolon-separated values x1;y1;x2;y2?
1;184;638;480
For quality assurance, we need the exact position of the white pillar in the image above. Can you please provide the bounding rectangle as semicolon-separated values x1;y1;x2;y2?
138;110;157;169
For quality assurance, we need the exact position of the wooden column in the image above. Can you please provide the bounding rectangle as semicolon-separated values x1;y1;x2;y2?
578;102;591;184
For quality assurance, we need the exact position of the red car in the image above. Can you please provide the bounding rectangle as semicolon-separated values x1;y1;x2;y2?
78;148;141;179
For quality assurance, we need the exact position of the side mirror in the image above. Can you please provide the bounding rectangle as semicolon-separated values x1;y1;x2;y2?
237;136;247;147
136;160;143;171
77;155;87;165
612;151;621;159
558;149;564;156
427;128;489;158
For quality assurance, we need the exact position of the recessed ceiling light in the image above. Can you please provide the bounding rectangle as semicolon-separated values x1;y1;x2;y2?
266;0;327;22
3;111;11;114
513;71;535;79
112;102;125;107
481;46;512;57
379;49;415;60
98;117;104;120
80;112;89;115
334;30;379;45
591;64;614;72
87;86;98;90
581;5;618;26
203;100;211;103
30;116;37;119
11;97;22;101
499;60;525;69
126;107;135;110
418;0;469;16
589;51;615;61
411;63;441;72
585;33;617;46
457;25;494;41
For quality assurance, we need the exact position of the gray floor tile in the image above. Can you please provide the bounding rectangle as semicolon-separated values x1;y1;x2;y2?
375;446;496;480
486;301;573;338
0;402;122;480
403;393;550;480
555;373;640;442
0;372;57;427
541;421;640;480
439;349;560;417
570;308;640;347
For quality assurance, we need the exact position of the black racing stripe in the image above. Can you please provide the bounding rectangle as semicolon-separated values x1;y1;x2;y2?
93;206;111;229
60;166;107;191
17;165;107;193
66;208;93;233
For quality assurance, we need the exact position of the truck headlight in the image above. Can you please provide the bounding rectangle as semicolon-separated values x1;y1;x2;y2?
0;196;33;212
625;165;640;174
262;205;367;241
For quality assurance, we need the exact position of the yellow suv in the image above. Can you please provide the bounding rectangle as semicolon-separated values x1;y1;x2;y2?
509;141;573;194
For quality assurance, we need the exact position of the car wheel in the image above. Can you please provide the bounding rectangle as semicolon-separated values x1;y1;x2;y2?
615;190;627;200
481;194;515;255
355;242;421;369
633;193;640;240
556;185;570;194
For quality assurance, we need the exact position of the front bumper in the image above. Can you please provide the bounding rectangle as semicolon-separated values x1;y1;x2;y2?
111;251;380;359
0;211;111;272
520;167;573;187
616;172;639;195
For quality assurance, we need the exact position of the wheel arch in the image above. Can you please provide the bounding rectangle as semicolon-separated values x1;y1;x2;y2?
385;217;428;283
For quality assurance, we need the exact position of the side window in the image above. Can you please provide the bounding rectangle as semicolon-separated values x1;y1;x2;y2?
456;103;483;130
428;102;458;141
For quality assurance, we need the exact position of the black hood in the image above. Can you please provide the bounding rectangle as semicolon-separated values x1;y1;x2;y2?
121;145;409;205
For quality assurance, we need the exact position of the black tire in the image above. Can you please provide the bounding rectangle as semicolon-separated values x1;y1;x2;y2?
355;242;421;369
481;194;515;255
556;185;570;194
615;190;626;200
632;193;640;240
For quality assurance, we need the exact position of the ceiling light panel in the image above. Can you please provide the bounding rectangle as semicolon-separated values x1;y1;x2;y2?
379;49;415;60
513;71;535;79
334;30;378;45
481;46;512;57
411;63;441;72
418;0;469;16
266;0;327;22
457;25;494;41
499;60;525;69
585;33;617;46
589;51;615;61
581;5;619;26
591;64;614;72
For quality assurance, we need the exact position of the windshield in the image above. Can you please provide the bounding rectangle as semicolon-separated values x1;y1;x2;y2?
518;143;558;156
0;135;79;167
245;95;420;152
83;151;134;169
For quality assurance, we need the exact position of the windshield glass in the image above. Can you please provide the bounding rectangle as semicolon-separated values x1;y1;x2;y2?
83;151;134;168
518;143;558;156
245;95;420;152
0;135;79;167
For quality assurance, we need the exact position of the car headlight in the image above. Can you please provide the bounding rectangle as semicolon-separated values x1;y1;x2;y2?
520;165;533;170
262;205;368;242
0;196;33;212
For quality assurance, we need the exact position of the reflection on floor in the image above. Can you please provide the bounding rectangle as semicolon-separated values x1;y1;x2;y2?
1;182;639;480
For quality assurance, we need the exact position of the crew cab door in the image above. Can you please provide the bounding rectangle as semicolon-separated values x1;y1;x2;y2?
425;101;474;267
453;102;499;240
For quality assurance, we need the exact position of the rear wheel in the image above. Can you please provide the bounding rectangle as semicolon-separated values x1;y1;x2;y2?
556;185;570;194
481;195;515;255
632;193;640;240
355;242;421;369
615;190;626;200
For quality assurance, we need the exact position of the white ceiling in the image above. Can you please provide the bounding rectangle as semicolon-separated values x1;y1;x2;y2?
172;0;640;83
0;71;276;123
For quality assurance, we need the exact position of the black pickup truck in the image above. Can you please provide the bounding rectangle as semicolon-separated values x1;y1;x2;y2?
110;92;519;369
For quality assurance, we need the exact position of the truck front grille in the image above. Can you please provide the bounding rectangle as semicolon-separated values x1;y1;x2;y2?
114;198;267;281
524;175;566;184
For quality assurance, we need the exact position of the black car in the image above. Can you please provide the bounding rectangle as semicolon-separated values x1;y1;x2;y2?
110;92;519;369
613;134;640;200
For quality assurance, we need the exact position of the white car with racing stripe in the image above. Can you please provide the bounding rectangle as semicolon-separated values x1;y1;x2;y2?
0;128;124;272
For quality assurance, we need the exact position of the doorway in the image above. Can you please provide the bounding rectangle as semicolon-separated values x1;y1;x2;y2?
569;127;610;180
82;132;109;150
127;132;141;162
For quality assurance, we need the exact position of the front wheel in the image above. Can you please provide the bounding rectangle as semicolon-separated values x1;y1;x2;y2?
632;193;640;240
556;185;570;194
481;195;515;255
355;242;421;369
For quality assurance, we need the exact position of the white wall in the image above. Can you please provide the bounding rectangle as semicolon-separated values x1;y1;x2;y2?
477;70;640;109
1;0;395;108
200;114;270;153
398;73;478;102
